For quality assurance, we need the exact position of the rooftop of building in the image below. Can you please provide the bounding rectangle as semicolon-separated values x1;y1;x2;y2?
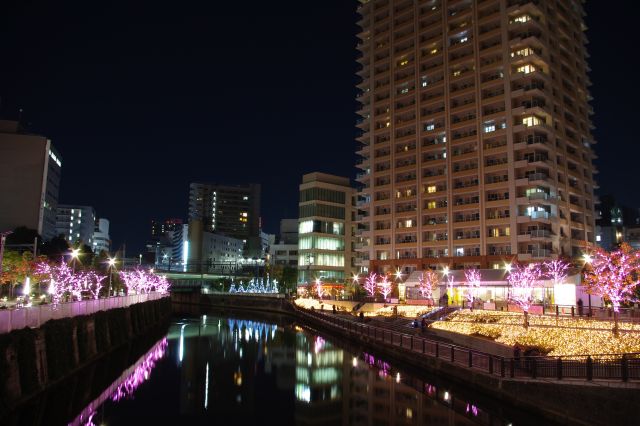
301;172;351;186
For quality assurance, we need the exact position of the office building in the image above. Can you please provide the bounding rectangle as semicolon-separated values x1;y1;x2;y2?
0;120;62;240
355;0;597;274
279;218;299;244
55;205;96;246
92;218;111;254
151;218;183;238
188;183;261;257
298;172;357;284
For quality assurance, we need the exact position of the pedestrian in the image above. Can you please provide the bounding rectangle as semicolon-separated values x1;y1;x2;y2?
514;344;521;369
332;305;336;314
577;298;584;317
359;311;364;322
421;317;426;332
443;292;449;306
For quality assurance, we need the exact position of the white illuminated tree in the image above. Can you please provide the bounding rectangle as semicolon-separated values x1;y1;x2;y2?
418;270;439;301
378;275;393;301
362;272;378;298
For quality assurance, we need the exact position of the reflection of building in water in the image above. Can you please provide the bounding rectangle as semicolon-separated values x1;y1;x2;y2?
294;333;345;425
346;354;478;426
170;317;291;421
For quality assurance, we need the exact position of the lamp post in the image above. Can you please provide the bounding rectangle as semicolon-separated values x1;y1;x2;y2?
70;248;80;273
108;257;116;296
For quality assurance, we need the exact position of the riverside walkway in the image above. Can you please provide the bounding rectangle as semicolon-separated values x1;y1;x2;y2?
293;304;640;384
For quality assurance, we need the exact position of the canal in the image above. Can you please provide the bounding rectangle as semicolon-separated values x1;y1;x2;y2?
24;312;555;425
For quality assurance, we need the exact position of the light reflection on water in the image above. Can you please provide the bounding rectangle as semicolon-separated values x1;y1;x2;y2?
72;315;524;425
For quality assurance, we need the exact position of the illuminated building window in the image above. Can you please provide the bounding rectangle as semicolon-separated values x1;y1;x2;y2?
427;185;436;193
430;48;438;55
427;201;436;209
522;115;543;127
399;59;409;66
511;14;531;23
516;64;536;74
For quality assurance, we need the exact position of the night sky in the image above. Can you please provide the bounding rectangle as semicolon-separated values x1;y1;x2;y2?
0;1;637;254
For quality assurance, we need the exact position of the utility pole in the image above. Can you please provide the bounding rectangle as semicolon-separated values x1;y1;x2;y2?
0;231;14;281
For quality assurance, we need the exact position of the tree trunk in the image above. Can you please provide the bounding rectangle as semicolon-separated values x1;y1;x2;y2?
523;310;529;328
613;310;619;337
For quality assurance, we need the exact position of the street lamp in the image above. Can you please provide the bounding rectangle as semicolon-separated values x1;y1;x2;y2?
108;257;116;296
0;231;13;284
70;248;80;273
139;254;142;265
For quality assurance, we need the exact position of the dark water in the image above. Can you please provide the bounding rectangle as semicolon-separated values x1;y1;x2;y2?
63;313;547;426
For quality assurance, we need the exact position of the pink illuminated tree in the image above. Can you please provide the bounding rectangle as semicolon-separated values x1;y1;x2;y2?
464;269;482;310
36;261;74;304
418;270;439;301
584;243;640;335
544;259;570;286
119;269;170;295
378;275;393;301
362;272;378;298
507;263;542;327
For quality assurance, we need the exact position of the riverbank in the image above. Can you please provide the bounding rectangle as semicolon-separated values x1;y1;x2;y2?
0;296;171;420
171;293;639;426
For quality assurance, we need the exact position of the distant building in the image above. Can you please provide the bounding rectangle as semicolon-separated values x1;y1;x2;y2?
279;219;299;244
297;172;357;284
55;205;96;246
0;120;62;240
261;231;276;258
595;195;640;250
188;183;261;256
271;244;298;267
92;218;111;254
186;219;243;273
151;218;183;238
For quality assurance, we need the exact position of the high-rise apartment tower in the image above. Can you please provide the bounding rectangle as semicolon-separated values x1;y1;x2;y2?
189;183;261;257
355;0;597;274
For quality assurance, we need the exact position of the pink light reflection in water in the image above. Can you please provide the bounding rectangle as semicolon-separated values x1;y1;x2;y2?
111;338;168;402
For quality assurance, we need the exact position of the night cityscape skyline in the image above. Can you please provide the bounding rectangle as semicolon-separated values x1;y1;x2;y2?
0;0;638;254
2;2;640;425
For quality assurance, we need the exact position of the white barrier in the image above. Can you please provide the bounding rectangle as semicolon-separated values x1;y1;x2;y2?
0;293;167;335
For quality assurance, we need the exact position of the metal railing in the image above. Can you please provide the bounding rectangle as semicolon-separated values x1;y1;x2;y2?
0;293;167;334
294;306;640;382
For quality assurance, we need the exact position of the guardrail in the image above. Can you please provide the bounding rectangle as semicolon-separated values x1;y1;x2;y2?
0;293;167;334
295;307;640;382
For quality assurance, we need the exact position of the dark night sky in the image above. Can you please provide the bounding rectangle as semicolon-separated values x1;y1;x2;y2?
0;1;637;254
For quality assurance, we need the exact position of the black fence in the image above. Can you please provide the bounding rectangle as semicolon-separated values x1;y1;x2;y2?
295;306;640;382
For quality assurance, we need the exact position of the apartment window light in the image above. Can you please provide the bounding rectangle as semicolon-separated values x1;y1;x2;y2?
425;123;435;131
516;64;536;74
430;48;438;55
427;185;436;193
484;122;496;133
511;14;531;24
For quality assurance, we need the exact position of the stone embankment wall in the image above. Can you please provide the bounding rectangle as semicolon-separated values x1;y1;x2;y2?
171;292;294;315
0;297;171;417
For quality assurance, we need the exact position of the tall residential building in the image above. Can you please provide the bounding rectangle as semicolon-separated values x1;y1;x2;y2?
55;205;96;246
355;0;597;274
298;172;357;284
188;183;261;257
92;218;111;254
0;120;62;240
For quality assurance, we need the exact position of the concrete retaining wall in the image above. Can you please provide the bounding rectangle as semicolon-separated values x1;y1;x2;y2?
0;297;171;418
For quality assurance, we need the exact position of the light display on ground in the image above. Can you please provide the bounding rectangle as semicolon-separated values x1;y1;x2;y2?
228;276;279;294
431;310;640;357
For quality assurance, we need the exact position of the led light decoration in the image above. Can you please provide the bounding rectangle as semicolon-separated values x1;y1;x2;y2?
378;275;393;302
507;263;542;328
228;277;279;294
363;272;378;297
464;269;482;309
583;243;640;335
119;269;171;294
418;270;438;300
